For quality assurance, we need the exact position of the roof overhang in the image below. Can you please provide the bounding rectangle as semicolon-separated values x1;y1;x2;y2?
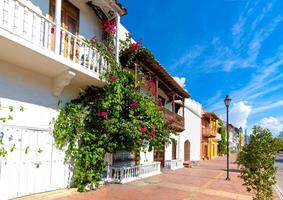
121;48;190;99
202;112;220;120
86;0;127;20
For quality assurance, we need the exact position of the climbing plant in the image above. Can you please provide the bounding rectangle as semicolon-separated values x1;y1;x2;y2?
237;126;281;200
219;121;227;155
0;103;24;157
53;26;171;191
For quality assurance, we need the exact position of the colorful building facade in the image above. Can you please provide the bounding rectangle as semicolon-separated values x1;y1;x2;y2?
201;111;221;160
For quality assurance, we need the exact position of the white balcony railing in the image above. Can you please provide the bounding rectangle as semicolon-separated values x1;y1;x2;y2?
165;159;183;170
107;162;161;183
0;0;109;77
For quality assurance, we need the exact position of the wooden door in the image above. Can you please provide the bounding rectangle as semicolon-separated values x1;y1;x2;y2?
49;0;79;58
172;142;177;160
154;148;165;167
184;140;190;161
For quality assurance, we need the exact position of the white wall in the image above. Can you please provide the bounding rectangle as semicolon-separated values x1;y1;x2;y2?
139;149;154;164
0;60;79;128
178;98;202;161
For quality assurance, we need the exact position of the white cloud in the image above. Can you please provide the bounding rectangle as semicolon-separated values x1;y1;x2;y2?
229;101;252;128
258;116;283;136
253;100;283;114
170;45;205;71
173;77;186;88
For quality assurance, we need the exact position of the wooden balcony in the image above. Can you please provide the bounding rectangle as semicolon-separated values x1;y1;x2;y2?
202;127;217;138
162;108;184;131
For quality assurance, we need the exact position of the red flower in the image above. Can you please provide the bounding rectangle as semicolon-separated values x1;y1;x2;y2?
150;130;156;138
107;46;113;52
159;101;164;107
139;127;147;134
147;80;155;88
90;36;96;44
51;26;55;34
130;41;142;50
129;102;139;109
97;112;108;118
101;20;116;34
109;75;118;81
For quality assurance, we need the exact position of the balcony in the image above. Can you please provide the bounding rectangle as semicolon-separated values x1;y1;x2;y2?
202;127;217;138
0;0;109;95
162;108;184;131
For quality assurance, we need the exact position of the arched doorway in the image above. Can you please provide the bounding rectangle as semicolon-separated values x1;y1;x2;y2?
184;140;190;161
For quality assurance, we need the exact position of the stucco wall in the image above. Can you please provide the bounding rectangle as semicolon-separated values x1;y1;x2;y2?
0;60;79;128
179;98;202;161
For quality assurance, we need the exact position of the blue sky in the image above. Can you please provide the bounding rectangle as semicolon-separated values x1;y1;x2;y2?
119;0;283;135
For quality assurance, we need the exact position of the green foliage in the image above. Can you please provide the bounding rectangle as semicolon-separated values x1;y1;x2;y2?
53;39;171;191
0;103;25;157
219;121;227;155
237;126;281;200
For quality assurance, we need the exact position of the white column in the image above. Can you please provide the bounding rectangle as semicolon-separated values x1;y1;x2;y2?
55;0;62;54
115;12;120;63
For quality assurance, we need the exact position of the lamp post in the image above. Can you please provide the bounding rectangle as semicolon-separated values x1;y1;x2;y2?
224;95;231;181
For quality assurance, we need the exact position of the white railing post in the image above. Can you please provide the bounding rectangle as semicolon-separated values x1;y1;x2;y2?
54;0;62;54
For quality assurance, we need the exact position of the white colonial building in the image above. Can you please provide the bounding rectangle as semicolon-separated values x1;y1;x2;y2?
0;0;203;198
0;0;127;199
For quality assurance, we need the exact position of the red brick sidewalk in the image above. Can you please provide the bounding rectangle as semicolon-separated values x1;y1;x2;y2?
48;155;280;200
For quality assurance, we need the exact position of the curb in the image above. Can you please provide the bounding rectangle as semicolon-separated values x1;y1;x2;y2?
274;184;283;200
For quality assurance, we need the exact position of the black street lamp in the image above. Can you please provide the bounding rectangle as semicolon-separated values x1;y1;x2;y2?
224;95;231;181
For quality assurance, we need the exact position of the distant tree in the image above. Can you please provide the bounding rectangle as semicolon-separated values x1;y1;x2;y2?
219;121;227;155
237;126;281;200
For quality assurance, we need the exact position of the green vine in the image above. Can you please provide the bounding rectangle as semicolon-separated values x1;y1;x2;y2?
53;34;172;191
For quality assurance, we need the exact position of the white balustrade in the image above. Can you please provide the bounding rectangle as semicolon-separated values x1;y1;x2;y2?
165;159;183;170
0;0;109;78
109;162;161;183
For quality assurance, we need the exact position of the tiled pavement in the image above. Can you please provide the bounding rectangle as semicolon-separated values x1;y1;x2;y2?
18;155;282;200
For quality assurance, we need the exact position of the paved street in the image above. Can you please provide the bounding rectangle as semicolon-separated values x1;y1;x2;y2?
16;154;282;200
51;155;257;200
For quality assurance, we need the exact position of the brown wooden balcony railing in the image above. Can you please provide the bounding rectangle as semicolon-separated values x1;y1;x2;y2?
202;127;217;138
161;108;184;131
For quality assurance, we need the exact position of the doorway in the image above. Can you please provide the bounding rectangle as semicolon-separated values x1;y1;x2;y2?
49;0;80;58
184;140;190;161
154;148;165;167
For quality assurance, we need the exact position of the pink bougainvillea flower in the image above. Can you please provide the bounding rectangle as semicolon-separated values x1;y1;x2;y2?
109;75;118;81
130;41;142;50
97;112;108;118
107;46;113;52
101;20;116;34
139;127;147;134
90;36;96;44
51;26;55;34
147;80;155;88
150;130;156;138
129;102;139;109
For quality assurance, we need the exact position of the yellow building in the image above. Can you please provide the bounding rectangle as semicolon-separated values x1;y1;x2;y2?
201;112;221;160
